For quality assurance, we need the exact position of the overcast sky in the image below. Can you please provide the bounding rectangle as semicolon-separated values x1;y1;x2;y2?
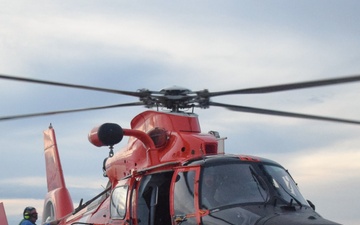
1;1;360;225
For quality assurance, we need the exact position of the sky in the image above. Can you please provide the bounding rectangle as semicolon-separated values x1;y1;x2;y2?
1;1;360;224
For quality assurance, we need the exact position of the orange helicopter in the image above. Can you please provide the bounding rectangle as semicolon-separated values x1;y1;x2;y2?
1;74;360;225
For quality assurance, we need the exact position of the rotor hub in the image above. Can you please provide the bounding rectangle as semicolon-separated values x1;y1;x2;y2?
138;86;210;112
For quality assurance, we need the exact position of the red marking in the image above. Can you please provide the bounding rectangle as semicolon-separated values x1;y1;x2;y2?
239;155;261;162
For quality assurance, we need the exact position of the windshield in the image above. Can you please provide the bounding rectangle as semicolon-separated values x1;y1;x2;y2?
200;163;268;209
262;165;309;206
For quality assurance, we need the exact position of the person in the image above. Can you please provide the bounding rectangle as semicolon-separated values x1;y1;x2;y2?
19;207;59;225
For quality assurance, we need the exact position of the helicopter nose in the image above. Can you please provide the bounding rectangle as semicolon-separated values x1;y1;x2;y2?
260;213;341;225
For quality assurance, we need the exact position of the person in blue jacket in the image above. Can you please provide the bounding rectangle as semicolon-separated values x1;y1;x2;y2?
19;207;59;225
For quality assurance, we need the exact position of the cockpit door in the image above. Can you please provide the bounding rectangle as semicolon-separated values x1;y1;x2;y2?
170;166;200;225
136;172;173;225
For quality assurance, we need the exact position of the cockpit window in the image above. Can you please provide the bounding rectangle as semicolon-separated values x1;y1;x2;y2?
173;170;196;214
110;185;128;219
263;165;309;206
200;163;268;209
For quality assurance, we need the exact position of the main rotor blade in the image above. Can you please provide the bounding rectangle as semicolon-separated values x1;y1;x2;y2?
0;74;145;97
207;75;360;97
209;101;360;125
0;102;145;121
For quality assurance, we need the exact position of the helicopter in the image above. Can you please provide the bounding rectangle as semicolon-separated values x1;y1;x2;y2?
1;74;360;225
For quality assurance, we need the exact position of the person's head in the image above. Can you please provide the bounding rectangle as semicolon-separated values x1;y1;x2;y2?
23;206;38;223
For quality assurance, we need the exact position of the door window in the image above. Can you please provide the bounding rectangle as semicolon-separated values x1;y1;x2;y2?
110;185;128;219
172;167;199;225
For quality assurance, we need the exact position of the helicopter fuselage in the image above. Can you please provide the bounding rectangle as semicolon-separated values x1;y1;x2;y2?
43;110;340;225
